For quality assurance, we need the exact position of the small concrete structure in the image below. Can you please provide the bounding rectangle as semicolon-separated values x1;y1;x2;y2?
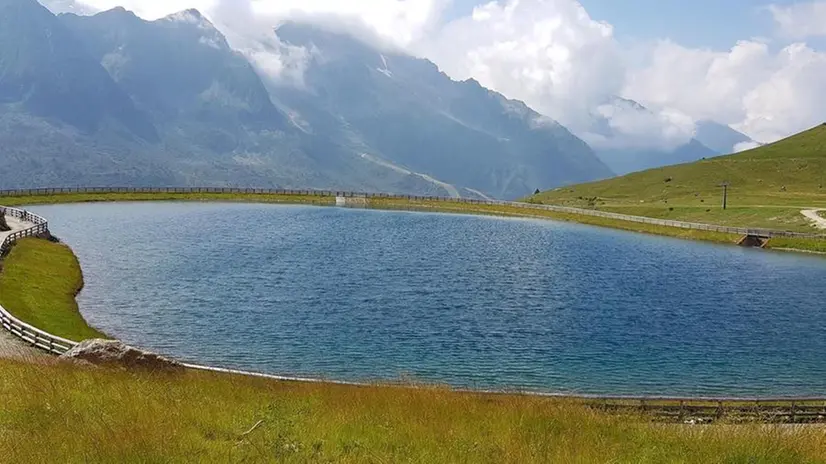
335;196;368;208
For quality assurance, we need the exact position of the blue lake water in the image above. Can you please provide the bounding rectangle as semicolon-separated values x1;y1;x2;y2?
31;202;826;397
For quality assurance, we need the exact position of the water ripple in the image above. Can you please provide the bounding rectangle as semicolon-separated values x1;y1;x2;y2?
31;202;826;396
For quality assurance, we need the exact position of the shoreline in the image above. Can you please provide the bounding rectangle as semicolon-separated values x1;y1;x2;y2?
3;188;825;255
2;200;826;406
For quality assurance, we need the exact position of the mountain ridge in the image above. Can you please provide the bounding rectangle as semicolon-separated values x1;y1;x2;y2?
1;2;608;197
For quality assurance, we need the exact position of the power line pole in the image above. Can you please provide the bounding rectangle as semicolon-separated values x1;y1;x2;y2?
719;182;730;210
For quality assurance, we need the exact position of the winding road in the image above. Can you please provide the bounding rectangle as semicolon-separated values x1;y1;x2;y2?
802;209;826;229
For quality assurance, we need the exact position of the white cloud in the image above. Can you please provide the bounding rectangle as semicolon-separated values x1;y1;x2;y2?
52;0;826;148
769;1;826;39
734;141;761;153
420;0;624;132
65;0;445;46
250;0;447;48
625;40;826;143
75;0;217;19
585;100;696;150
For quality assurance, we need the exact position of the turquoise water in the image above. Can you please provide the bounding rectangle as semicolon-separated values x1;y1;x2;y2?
33;202;826;396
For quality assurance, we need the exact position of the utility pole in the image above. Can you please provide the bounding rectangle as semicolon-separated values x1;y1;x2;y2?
719;182;730;210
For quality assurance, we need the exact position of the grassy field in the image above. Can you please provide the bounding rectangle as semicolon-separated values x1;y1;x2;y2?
0;238;106;341
531;124;826;233
2;358;826;463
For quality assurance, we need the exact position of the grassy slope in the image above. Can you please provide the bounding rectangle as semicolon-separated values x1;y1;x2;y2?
2;360;826;463
0;238;105;341
532;124;826;233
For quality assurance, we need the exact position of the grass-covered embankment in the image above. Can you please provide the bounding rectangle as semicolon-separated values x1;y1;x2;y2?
0;238;105;341
369;197;741;243
2;188;825;253
2;358;826;463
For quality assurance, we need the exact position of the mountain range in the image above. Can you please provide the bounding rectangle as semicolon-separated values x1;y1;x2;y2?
0;0;754;198
589;97;755;175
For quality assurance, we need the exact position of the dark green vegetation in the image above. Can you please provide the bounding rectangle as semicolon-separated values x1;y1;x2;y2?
0;238;106;340
0;0;610;199
532;124;826;233
1;238;825;462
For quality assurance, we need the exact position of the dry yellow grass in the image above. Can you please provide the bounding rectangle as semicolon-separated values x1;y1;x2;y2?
2;358;826;463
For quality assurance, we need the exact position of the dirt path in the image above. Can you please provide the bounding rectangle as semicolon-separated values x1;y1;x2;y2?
0;215;28;244
0;330;45;360
802;209;826;229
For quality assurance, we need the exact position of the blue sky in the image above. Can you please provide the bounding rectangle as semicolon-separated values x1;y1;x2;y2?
446;0;820;49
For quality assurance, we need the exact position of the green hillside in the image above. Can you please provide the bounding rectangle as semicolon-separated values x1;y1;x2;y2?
531;124;826;232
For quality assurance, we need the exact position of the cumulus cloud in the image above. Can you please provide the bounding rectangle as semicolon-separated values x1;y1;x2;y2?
419;0;625;134
769;1;826;39
250;0;447;48
625;39;826;143
61;0;444;85
584;99;696;151
47;0;826;148
63;0;445;46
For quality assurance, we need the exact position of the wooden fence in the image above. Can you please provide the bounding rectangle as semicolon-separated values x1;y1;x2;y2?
0;206;77;354
1;186;824;239
0;206;50;256
0;306;78;355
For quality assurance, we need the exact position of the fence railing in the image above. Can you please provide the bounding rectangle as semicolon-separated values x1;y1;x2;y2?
0;206;77;354
1;186;823;239
0;305;78;355
0;206;49;256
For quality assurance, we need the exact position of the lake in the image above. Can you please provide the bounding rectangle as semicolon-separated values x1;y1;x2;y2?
31;202;826;396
